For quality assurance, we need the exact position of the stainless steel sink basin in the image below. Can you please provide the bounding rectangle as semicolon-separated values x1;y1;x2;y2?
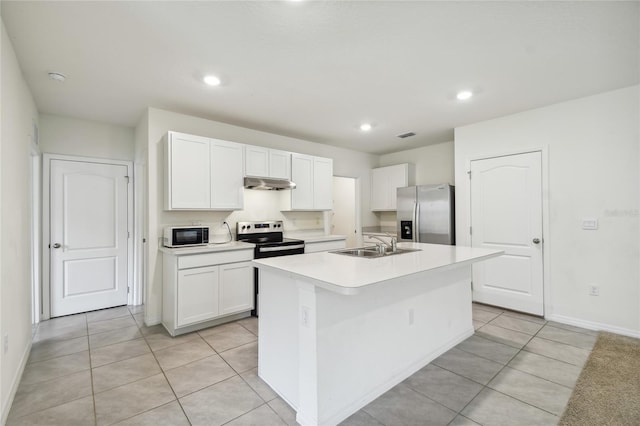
331;246;421;259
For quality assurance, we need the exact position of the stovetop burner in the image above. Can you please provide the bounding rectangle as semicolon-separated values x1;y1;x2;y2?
236;221;303;247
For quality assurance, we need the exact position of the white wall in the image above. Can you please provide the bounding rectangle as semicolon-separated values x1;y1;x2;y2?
141;108;379;324
379;141;454;185
39;113;134;161
376;141;455;228
455;85;640;336
0;20;39;422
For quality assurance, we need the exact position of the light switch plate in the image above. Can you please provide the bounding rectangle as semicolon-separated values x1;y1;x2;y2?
582;218;598;230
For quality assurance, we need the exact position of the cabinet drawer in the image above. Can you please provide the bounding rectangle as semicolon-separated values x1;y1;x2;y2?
178;249;253;269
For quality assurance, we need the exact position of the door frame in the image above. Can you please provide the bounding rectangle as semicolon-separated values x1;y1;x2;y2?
331;175;362;247
464;146;551;316
42;153;134;320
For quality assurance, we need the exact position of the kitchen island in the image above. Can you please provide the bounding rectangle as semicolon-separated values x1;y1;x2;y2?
253;242;502;426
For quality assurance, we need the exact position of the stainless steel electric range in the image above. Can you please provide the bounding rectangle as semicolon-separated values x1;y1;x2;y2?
236;221;305;315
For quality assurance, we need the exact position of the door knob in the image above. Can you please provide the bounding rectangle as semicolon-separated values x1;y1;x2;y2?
532;238;541;244
52;243;61;249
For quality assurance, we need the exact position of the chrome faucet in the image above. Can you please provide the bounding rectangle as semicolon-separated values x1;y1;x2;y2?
366;234;398;253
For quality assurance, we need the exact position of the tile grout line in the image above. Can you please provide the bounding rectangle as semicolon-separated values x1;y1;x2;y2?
196;320;292;426
138;316;194;426
454;312;551;423
459;315;592;423
97;306;194;426
86;314;99;426
7;315;94;423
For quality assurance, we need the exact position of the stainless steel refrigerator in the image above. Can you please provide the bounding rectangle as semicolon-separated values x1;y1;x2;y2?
397;184;455;245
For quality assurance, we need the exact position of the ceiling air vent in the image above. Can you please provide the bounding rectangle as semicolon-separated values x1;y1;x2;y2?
397;132;416;139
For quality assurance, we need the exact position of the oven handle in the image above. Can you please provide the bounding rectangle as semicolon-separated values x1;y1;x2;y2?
258;244;305;253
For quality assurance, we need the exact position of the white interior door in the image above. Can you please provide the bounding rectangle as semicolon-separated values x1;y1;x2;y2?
332;176;358;247
50;159;129;317
470;151;544;315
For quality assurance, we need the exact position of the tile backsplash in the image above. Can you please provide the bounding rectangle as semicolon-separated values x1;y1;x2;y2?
160;189;324;240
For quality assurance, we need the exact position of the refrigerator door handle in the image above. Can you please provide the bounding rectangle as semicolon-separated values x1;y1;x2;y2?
413;202;420;242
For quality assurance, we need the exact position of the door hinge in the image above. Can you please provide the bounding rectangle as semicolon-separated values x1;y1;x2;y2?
125;175;131;184
467;170;471;179
128;231;130;238
469;226;472;235
127;287;130;294
471;281;474;290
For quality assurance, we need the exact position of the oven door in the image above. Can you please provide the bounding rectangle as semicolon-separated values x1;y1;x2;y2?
255;244;305;258
253;243;305;316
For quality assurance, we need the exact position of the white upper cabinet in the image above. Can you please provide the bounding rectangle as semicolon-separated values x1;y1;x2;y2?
165;131;244;210
245;146;269;177
165;132;211;209
269;149;292;179
290;153;314;209
244;145;291;179
284;153;333;211
210;139;244;209
370;163;413;211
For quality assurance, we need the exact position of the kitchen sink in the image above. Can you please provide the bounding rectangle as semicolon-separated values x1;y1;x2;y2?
331;246;421;259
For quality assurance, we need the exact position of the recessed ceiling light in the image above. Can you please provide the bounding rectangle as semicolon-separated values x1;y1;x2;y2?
360;123;372;131
203;75;221;86
48;72;66;82
456;90;473;100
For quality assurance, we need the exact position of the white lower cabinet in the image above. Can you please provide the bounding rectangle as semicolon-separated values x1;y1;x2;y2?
177;266;219;327
219;262;253;315
163;248;254;335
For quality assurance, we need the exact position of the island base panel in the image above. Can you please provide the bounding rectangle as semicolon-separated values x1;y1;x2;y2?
258;265;474;426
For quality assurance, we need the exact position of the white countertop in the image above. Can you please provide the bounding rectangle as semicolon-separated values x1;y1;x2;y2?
253;242;502;295
159;241;255;255
284;231;347;243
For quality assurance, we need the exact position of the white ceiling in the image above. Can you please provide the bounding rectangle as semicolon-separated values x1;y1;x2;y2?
2;1;638;154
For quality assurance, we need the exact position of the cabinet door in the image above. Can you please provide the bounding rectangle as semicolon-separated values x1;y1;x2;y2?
210;139;244;209
291;153;314;210
245;145;269;178
219;261;254;315
177;266;219;327
168;133;211;209
269;149;291;179
370;167;388;211
387;165;408;210
313;157;333;210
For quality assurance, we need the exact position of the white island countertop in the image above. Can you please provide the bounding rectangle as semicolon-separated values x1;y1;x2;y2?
253;242;502;295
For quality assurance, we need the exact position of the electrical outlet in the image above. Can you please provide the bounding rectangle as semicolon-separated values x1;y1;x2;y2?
589;285;600;296
3;334;8;354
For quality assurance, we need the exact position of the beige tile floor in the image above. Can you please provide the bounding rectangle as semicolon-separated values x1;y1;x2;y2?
6;303;596;425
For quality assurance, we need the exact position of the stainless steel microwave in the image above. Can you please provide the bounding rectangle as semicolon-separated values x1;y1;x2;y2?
163;226;209;247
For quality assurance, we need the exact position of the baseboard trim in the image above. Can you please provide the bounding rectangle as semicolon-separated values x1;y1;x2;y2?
546;314;640;339
144;314;162;327
1;340;32;424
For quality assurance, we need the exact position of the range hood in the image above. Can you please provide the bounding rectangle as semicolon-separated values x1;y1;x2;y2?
244;176;296;190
